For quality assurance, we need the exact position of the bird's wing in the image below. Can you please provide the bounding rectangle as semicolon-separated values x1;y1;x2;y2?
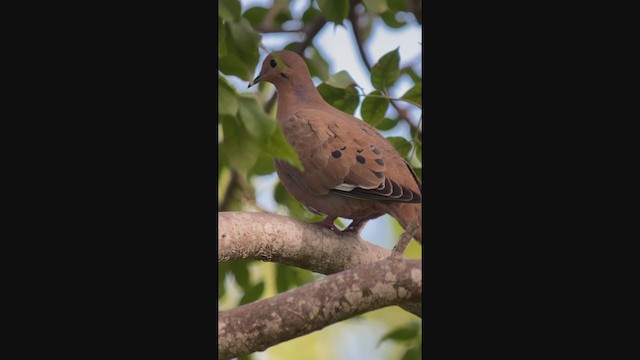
278;109;421;203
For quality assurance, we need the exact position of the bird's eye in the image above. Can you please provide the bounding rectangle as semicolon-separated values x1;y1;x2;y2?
269;59;277;68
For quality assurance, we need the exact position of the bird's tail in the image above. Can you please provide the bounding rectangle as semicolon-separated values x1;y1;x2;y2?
389;203;422;245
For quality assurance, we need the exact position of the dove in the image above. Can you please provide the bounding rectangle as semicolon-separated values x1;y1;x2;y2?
248;50;422;244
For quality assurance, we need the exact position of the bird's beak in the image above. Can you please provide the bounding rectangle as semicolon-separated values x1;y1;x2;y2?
248;72;266;88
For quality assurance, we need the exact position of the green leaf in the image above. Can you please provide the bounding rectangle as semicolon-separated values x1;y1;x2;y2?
218;75;238;116
387;0;410;12
237;95;276;145
218;263;228;298
218;17;227;56
387;136;413;158
325;70;357;89
284;42;303;52
224;18;262;75
251;152;276;176
317;0;349;24
378;322;420;346
401;66;421;84
218;0;241;22
242;6;269;28
317;83;360;115
274;182;323;221
219;54;251;80
380;10;407;29
373;117;399;131
305;46;330;81
220;115;260;178
401;83;422;106
230;260;251;288
274;181;289;204
415;142;422;162
363;0;388;13
239;281;265;305
226;18;261;57
361;91;389;125
371;48;401;91
413;167;422;182
265;124;303;170
274;1;293;25
276;265;312;293
292;268;314;286
275;264;292;293
302;6;321;22
402;342;422;360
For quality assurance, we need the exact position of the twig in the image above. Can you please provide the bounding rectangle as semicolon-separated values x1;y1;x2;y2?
411;0;422;24
264;92;278;113
260;0;285;31
293;17;327;54
356;92;422;109
348;0;372;71
392;217;419;256
347;1;422;136
219;171;240;211
256;26;305;33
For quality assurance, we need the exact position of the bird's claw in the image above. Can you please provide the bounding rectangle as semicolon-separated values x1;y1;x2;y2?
311;218;342;235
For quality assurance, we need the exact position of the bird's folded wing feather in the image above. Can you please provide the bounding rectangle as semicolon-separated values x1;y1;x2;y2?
279;109;421;203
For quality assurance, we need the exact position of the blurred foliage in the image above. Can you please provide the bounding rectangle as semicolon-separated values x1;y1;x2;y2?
218;1;422;359
378;321;422;360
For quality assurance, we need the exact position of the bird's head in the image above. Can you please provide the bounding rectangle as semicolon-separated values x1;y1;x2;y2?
248;50;310;88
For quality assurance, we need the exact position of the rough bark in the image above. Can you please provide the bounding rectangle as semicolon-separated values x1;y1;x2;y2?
218;257;421;360
218;211;392;275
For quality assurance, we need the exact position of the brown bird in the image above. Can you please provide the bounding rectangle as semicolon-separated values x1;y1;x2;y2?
249;50;422;244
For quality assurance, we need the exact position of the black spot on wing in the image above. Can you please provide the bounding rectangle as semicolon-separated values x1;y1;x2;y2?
356;155;366;164
331;150;342;158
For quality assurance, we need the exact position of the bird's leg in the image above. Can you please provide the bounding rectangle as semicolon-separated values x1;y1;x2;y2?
343;219;369;235
311;216;341;234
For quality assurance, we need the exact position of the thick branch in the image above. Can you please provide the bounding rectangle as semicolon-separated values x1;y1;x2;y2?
218;257;421;360
219;211;391;275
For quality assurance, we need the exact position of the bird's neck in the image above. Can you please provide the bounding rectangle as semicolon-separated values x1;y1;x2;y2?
274;80;325;121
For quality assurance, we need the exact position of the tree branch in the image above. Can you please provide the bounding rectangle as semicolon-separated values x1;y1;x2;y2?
219;171;240;211
219;211;391;275
218;211;422;317
392;217;419;256
411;0;422;24
218;256;422;360
348;1;372;72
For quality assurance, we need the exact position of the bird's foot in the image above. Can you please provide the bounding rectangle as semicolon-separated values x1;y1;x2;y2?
342;219;369;235
311;217;342;235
